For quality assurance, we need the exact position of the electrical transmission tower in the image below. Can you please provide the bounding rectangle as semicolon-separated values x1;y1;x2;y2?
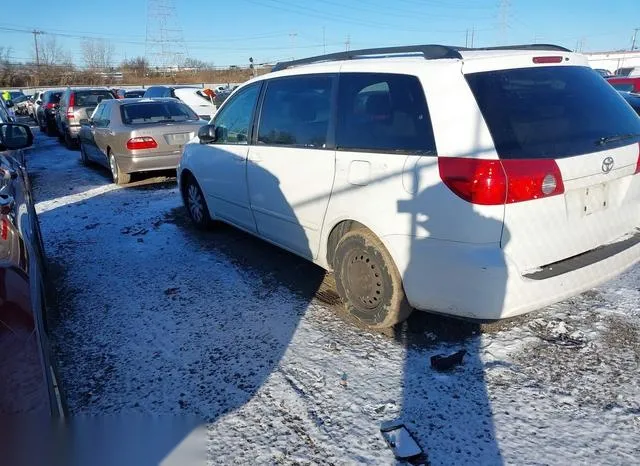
145;0;189;72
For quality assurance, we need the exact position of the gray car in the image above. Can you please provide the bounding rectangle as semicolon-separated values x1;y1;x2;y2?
57;87;115;149
78;98;206;185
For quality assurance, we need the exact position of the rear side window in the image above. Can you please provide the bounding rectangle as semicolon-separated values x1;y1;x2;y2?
258;75;333;148
124;90;145;98
74;90;114;107
120;101;198;124
466;66;640;159
609;83;634;92
144;87;170;98
336;73;436;154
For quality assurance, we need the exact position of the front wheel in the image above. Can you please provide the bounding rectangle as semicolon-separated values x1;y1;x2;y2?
109;153;130;185
333;229;413;329
183;176;212;229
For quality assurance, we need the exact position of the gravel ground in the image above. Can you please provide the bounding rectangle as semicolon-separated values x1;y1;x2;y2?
26;128;640;465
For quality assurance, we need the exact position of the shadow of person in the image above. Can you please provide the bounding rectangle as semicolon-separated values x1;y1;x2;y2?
395;174;510;465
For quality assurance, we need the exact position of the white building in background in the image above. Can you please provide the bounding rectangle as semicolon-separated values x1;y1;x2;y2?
583;50;640;75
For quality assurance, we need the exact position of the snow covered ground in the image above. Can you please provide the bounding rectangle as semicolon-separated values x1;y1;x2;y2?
26;129;640;465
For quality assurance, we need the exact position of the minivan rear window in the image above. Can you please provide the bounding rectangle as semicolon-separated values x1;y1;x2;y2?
74;90;114;107
466;66;640;159
120;101;198;124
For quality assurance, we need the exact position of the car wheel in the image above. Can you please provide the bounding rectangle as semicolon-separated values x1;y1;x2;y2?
109;153;130;185
64;131;76;150
184;176;212;229
333;229;413;328
79;143;89;165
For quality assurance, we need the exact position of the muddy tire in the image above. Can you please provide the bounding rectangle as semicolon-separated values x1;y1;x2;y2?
333;229;412;328
109;153;130;185
183;176;212;229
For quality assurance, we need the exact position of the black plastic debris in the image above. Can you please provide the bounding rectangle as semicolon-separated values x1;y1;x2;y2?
430;349;467;371
380;420;424;462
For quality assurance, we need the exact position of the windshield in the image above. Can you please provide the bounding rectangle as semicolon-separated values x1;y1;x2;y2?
47;92;62;103
75;90;114;107
120;101;199;124
466;66;640;159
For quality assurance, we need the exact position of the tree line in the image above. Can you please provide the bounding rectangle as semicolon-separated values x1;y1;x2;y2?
0;38;268;88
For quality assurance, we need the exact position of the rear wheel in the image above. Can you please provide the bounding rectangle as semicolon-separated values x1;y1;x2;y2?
333;229;412;328
183;176;212;229
79;143;89;165
109;153;130;185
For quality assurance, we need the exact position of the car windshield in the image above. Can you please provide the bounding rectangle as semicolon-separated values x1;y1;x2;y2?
9;91;24;99
466;66;640;159
124;91;146;98
75;90;114;107
120;101;199;124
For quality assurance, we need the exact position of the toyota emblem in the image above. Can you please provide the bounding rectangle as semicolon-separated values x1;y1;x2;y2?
601;156;614;174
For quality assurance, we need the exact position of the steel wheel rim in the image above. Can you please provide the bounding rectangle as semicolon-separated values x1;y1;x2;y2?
187;184;204;223
344;249;383;311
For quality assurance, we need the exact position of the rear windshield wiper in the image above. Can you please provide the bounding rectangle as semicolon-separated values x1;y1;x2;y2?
596;133;640;146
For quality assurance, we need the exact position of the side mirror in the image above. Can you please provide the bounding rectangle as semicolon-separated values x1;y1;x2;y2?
198;124;217;144
5;100;14;108
0;123;33;150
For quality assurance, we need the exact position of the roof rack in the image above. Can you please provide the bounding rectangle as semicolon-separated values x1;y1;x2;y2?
460;44;572;53
271;45;463;72
271;43;572;72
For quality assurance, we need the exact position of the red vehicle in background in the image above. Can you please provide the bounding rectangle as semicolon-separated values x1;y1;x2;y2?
606;76;640;93
0;123;64;418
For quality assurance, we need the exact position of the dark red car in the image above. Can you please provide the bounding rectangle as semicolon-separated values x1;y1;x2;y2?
0;123;64;418
606;76;640;93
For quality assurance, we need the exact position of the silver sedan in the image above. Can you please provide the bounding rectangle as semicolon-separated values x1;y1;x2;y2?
78;98;206;184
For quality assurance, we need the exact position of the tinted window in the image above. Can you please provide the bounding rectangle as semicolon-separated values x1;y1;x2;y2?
74;90;114;107
46;92;62;103
212;83;260;144
144;87;170;98
258;75;333;148
120;101;198;124
336;73;436;154
466;66;640;159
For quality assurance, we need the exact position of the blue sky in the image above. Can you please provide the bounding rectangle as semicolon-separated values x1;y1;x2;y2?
1;0;638;68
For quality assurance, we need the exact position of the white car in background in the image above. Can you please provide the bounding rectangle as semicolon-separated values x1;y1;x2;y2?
142;85;217;121
178;44;640;329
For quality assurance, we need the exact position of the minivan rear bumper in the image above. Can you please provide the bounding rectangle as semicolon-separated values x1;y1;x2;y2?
385;229;640;320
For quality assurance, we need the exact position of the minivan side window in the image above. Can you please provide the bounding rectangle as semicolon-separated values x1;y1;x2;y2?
212;83;261;144
336;73;437;154
257;75;333;148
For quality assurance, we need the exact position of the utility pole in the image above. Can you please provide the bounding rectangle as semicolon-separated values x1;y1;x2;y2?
471;27;475;47
465;29;469;48
32;30;42;66
323;26;326;54
289;32;298;60
345;34;351;52
632;27;640;51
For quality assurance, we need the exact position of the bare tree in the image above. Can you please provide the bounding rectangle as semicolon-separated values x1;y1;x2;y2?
34;36;71;66
81;38;115;70
121;56;149;77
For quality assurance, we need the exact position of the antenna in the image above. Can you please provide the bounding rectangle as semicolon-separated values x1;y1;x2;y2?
145;0;189;73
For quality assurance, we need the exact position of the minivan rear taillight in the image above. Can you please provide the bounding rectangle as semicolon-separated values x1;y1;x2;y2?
439;157;565;205
635;143;640;174
67;92;75;119
126;137;158;150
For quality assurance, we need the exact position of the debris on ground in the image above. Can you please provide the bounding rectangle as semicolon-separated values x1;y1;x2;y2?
430;349;467;371
380;420;424;461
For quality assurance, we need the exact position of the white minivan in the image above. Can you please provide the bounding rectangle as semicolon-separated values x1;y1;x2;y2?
178;44;640;328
